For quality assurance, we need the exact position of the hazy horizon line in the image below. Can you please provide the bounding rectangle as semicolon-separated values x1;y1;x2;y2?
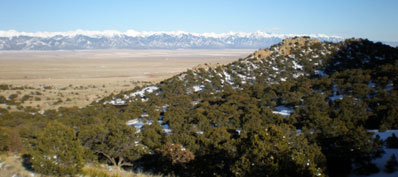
0;29;344;39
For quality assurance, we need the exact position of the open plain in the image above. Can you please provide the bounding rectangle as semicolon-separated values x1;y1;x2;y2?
0;49;252;111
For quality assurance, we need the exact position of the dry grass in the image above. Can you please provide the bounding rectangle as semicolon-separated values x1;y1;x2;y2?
0;154;38;177
81;164;163;177
0;154;163;177
0;49;251;111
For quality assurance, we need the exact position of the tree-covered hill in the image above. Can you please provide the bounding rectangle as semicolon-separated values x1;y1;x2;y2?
1;37;397;177
105;37;398;130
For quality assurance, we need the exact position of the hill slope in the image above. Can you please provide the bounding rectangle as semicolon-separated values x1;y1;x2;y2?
100;37;398;176
1;37;398;177
106;37;397;121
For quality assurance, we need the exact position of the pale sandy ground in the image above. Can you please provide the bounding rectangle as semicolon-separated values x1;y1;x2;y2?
0;49;253;110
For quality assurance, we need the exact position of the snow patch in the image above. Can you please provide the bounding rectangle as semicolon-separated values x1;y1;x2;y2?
130;86;159;97
272;106;294;117
329;94;344;101
369;130;398;140
223;71;234;84
368;81;376;88
193;85;205;92
292;61;303;70
315;70;328;77
293;72;304;78
126;119;152;132
385;81;394;91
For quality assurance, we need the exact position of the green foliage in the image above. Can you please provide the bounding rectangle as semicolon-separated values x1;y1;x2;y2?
0;127;8;152
149;143;195;176
0;95;7;104
7;129;24;153
157;143;195;165
141;122;166;149
79;117;147;168
30;121;84;176
384;154;398;173
296;87;381;176
232;125;325;177
20;94;32;103
0;84;10;90
8;93;18;101
386;133;398;148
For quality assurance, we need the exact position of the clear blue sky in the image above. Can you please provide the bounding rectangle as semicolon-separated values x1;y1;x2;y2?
0;0;397;41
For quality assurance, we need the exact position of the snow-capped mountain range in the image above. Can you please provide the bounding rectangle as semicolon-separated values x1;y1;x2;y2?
0;30;344;50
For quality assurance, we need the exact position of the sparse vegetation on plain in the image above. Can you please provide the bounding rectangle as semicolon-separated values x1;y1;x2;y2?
0;50;249;111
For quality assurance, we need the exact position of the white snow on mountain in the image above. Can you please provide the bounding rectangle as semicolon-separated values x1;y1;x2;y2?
0;30;343;39
0;30;344;50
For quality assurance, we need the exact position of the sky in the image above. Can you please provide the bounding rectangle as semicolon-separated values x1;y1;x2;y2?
0;0;397;41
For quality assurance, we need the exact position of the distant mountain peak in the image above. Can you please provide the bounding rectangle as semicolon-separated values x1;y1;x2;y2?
0;30;344;50
0;29;343;39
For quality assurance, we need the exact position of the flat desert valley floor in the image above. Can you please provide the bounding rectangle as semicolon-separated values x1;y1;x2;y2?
0;49;252;110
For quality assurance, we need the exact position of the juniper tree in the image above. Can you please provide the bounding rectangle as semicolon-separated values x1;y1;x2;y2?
386;133;398;148
7;128;23;153
141;122;165;149
78;117;147;169
232;124;326;177
384;154;398;173
154;143;195;176
30;121;84;176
